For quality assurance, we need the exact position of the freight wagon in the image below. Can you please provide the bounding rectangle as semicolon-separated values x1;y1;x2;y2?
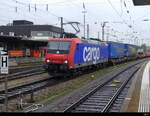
145;46;150;57
125;44;138;60
107;41;126;64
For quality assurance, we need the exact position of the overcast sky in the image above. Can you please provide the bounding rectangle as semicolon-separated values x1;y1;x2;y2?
0;0;150;45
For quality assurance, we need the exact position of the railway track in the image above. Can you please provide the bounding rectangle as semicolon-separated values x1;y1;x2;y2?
8;63;43;74
0;67;46;83
0;58;148;112
0;76;53;103
63;61;144;112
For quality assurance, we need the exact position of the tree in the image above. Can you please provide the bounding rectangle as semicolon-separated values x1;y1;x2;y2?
141;44;146;52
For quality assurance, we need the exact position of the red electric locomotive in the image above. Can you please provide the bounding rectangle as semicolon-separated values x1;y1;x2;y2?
44;37;109;76
44;38;82;75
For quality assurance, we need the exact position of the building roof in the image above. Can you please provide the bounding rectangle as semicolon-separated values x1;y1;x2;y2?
0;35;47;45
133;0;150;6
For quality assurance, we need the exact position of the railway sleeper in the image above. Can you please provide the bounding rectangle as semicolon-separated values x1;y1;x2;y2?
117;96;126;99
87;98;111;102
86;100;108;103
110;106;120;111
94;91;115;95
114;100;123;104
93;94;114;98
75;107;103;112
111;104;121;107
82;102;107;106
90;95;111;99
73;108;101;112
109;109;119;112
78;104;103;109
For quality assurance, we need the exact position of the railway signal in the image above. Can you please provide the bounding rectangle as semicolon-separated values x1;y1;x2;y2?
0;55;8;74
0;50;8;74
0;50;9;112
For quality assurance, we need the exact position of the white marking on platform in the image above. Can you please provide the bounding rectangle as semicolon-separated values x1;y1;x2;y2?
138;61;150;112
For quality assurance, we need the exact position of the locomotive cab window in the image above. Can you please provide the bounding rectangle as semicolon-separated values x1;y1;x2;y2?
47;41;71;54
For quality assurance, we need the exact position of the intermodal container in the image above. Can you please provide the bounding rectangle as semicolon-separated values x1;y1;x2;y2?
108;41;125;59
125;44;138;57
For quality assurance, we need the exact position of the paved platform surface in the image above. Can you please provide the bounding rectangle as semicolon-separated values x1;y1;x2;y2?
138;61;150;112
9;57;44;66
121;60;150;112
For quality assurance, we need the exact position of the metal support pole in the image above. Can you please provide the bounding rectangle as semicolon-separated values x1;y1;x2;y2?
106;26;109;41
98;32;100;40
19;91;23;110
84;13;85;39
87;24;89;40
102;25;104;41
4;75;8;112
82;10;87;39
30;86;34;102
101;22;108;41
60;17;63;38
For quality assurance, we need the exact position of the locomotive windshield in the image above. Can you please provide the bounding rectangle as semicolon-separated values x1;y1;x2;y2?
47;41;71;54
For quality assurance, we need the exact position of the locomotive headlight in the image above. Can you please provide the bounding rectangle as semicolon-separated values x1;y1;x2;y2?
64;60;68;64
46;59;51;63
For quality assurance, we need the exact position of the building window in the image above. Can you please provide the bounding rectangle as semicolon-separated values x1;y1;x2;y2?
37;32;43;36
0;32;3;35
9;32;14;36
49;32;53;37
31;31;50;37
31;31;60;37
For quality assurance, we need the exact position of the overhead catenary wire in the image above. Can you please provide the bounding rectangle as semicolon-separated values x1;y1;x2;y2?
0;0;86;37
10;0;84;28
11;0;59;18
107;0;132;29
123;0;132;21
0;1;43;24
0;0;62;27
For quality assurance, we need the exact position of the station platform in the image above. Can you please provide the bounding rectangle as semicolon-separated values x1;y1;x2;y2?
121;60;150;112
9;57;44;66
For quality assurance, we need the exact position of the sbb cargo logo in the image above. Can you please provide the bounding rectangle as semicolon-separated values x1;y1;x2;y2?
83;47;100;63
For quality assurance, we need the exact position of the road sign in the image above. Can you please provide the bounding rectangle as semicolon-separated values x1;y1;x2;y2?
0;55;8;74
0;50;8;55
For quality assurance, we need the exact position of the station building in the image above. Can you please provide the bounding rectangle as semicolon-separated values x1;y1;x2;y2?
0;35;47;57
0;20;64;57
0;20;63;41
0;20;77;58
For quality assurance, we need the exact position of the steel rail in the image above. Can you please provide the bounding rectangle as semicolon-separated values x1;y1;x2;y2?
0;68;45;83
0;76;54;103
101;67;140;112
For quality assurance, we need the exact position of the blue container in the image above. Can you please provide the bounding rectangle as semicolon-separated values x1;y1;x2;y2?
74;43;108;66
125;44;138;57
108;41;126;59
